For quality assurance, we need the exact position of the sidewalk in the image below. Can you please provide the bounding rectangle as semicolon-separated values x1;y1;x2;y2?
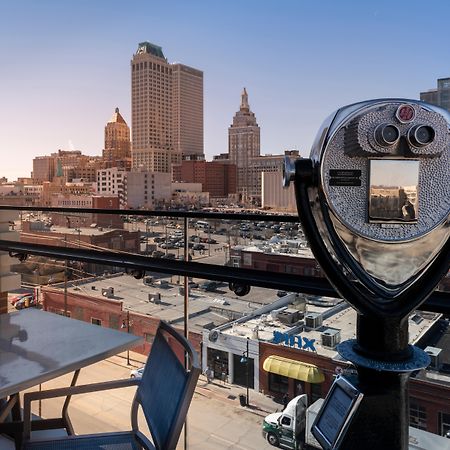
110;350;281;418
195;374;281;418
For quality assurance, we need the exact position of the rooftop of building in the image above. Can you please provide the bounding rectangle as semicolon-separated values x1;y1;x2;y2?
107;107;127;125
135;41;166;60
233;240;314;259
64;272;282;333
65;273;398;356
219;295;442;360
24;224;125;237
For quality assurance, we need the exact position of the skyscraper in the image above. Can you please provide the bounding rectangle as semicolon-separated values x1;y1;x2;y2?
420;77;450;112
228;88;260;201
103;107;131;169
172;64;204;160
131;42;203;173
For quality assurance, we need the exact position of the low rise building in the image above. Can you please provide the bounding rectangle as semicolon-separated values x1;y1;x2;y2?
124;171;171;209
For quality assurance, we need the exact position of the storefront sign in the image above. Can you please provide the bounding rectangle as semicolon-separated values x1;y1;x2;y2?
273;331;316;351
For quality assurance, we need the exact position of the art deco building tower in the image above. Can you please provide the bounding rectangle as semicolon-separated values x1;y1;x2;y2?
103;107;131;169
131;42;203;173
228;88;260;200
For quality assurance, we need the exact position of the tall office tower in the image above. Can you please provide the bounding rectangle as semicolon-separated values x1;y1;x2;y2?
172;64;204;160
131;42;203;173
103;108;131;169
420;77;450;112
228;88;260;202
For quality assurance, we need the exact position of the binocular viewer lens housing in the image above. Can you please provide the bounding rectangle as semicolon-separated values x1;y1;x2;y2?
373;122;436;149
374;123;400;146
407;124;435;148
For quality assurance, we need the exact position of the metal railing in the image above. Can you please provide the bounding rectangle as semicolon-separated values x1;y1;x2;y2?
0;205;448;315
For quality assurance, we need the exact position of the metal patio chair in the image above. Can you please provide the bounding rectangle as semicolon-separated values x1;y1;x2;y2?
22;320;201;450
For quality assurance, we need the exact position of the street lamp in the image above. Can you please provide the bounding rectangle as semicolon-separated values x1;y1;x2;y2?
121;310;133;365
240;337;250;406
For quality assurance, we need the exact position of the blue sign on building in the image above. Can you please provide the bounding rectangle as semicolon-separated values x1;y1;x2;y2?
273;330;316;352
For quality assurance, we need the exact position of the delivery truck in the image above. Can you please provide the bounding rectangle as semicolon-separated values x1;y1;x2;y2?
262;396;450;450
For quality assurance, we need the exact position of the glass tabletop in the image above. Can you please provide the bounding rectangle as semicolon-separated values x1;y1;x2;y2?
0;309;142;397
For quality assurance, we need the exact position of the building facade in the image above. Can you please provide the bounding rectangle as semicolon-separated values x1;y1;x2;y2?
172;64;204;160
103;107;131;169
96;167;126;206
131;42;203;174
173;160;237;198
420;77;450;112
33;150;105;184
124;170;171;209
32;156;55;183
228;88;260;202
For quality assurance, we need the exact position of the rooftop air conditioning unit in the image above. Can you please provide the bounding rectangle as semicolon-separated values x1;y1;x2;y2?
278;308;301;325
321;328;341;348
424;346;442;370
305;312;323;330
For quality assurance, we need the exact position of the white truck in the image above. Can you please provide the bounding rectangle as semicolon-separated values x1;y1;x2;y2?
262;396;450;450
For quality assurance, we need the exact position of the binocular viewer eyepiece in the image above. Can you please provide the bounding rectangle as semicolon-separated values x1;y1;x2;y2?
284;99;450;319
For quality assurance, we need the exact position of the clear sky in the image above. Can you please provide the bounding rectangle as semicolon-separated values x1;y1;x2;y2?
0;0;448;181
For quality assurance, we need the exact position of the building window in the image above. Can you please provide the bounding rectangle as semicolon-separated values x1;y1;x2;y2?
268;372;288;394
439;412;450;437
91;318;102;326
311;382;322;403
410;399;427;430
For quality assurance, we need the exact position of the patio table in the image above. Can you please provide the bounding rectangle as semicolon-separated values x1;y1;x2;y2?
0;308;142;447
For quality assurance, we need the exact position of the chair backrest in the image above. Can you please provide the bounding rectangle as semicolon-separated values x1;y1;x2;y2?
133;321;200;450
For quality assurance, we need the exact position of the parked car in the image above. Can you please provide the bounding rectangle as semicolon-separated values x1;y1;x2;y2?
10;292;35;306
130;366;145;379
193;243;205;250
15;294;37;310
200;281;219;292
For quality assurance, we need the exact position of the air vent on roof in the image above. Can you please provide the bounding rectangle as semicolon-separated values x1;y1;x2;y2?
148;293;161;304
101;287;114;298
321;328;341;348
424;346;442;370
305;312;323;330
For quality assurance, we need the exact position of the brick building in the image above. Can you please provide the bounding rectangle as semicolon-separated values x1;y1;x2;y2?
172;160;237;198
40;286;202;360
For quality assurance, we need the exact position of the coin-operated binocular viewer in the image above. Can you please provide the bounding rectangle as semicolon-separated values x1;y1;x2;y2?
284;99;450;450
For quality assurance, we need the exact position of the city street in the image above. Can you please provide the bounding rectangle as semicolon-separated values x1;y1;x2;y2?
23;351;275;449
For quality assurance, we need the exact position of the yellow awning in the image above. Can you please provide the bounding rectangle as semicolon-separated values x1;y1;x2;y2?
263;355;325;383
